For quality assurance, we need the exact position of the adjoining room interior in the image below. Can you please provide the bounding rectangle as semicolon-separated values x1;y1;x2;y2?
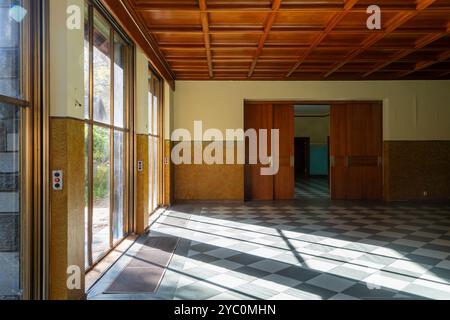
1;0;450;302
294;105;330;200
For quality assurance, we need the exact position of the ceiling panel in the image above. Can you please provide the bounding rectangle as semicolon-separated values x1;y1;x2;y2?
125;0;450;80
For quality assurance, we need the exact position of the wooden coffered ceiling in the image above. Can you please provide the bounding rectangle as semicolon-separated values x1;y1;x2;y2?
115;0;450;81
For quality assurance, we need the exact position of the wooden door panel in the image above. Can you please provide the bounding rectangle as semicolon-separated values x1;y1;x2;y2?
244;103;274;201
274;104;294;200
330;103;383;200
362;103;383;200
347;104;368;157
363;166;383;200
330;105;348;200
331;162;347;199
347;167;363;200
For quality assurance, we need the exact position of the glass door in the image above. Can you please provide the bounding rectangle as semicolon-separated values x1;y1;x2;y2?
148;70;162;215
0;0;32;300
84;1;131;269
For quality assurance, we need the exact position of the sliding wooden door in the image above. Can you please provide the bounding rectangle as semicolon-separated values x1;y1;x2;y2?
274;104;295;200
330;103;383;200
244;103;273;200
330;105;348;200
244;103;295;201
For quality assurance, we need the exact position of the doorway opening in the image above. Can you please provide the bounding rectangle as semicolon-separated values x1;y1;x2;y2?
244;100;383;202
294;105;330;200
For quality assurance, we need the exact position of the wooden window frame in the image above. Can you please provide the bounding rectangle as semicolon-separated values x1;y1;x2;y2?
0;0;47;300
148;68;164;216
84;0;134;271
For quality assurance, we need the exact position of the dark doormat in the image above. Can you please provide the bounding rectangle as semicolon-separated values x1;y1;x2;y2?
104;237;179;294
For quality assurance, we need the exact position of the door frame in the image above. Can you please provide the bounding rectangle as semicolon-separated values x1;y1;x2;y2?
244;100;385;200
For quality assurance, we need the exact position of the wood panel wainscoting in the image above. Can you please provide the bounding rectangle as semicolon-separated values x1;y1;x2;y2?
384;141;450;201
173;142;244;201
136;134;149;234
49;117;86;300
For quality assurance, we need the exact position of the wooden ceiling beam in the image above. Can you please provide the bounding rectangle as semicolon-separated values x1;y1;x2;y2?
324;0;439;78
248;0;282;78
150;26;450;35
437;70;450;78
285;0;360;77
159;44;450;53
398;49;450;78
199;0;214;78
132;3;447;13
363;31;448;77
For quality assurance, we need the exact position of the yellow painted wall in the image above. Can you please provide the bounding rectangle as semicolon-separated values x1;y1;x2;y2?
173;80;450;141
295;117;330;144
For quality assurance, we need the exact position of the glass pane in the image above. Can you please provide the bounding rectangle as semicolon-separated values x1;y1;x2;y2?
84;124;90;268
0;103;21;299
113;130;124;243
92;125;110;262
153;80;159;135
0;0;29;99
114;34;126;128
148;89;152;135
93;11;111;125
83;3;89;120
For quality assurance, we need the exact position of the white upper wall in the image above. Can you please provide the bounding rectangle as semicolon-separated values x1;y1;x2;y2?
173;80;450;141
136;48;174;136
49;3;173;137
135;48;149;135
49;0;85;119
164;81;174;140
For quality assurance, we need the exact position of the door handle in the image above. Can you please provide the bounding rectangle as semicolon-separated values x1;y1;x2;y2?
290;156;295;168
330;156;335;167
346;157;351;168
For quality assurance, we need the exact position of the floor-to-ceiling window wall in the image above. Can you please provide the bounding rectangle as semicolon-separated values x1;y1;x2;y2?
0;0;33;299
148;70;162;215
84;0;131;269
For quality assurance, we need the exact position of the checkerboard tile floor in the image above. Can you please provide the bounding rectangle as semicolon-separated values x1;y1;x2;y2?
295;178;330;199
89;201;450;300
